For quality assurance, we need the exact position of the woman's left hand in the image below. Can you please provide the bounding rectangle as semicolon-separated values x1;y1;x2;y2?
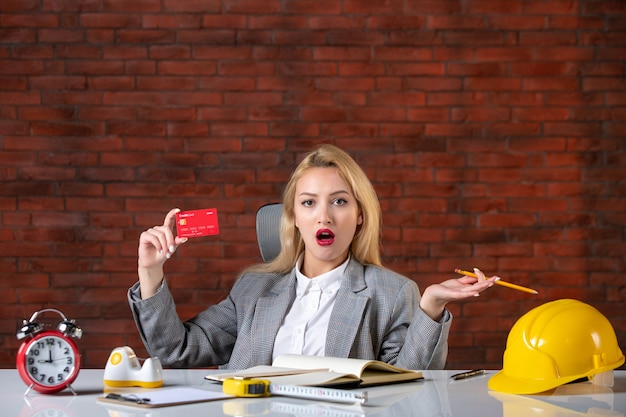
419;268;499;321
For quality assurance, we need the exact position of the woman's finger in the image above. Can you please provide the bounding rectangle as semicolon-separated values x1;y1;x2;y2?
473;267;486;282
163;208;181;228
145;226;171;257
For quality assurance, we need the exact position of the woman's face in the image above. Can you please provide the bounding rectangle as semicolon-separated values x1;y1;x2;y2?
293;167;362;277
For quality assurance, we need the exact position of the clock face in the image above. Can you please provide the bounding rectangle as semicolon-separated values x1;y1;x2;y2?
17;331;80;393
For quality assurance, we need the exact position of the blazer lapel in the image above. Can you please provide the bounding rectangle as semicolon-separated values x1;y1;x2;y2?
249;271;296;365
325;259;369;358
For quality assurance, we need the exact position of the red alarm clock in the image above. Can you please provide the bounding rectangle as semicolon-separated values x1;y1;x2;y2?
16;308;82;395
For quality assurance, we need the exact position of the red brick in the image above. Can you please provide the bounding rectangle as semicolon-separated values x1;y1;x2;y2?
100;0;160;12
118;29;178;44
510;62;567;76
475;47;533;62
237;30;277;45
0;91;40;104
546;91;604;106
466;0;522;13
427;15;483;30
80;13;141;29
535;46;596;61
31;121;105;136
249;16;307;30
57;14;79;29
211;122;267;137
492;92;544;106
12;45;54;60
37;28;83;43
520;31;577;45
407;108;448;122
404;183;458;198
523;77;579;91
577;107;615;121
160;60;218;75
452;107;510;122
427;92;487;106
282;0;340;14
549;16;605;29
485;122;541;136
65;60;124;75
161;0;220;12
344;0;403;13
479;213;536;228
486;16;546;30
0;0;38;12
308;16;366;30
583;1;626;13
523;0;577;14
513;107;569;121
447;62;505;76
143;15;203;29
583;77;626;91
544;122;602;136
30;76;86;91
444;31;508;46
148;45;191;60
388;63;445;76
104;46;148;61
88;76;133;90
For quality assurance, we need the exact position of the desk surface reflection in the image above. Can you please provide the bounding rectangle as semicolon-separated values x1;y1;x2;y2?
6;369;626;417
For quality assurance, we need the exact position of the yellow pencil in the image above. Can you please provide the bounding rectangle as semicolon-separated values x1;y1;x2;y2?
454;269;539;295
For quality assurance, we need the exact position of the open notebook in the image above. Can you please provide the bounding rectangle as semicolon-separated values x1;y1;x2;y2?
206;354;423;387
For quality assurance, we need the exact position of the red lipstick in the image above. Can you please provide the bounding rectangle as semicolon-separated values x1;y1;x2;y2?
316;228;335;246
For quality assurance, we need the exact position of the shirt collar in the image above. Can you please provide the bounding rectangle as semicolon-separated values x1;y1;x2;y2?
294;254;348;298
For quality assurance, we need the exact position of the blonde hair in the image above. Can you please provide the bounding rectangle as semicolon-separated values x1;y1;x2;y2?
246;144;382;274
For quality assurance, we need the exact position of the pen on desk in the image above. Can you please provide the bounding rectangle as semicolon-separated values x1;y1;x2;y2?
454;269;539;295
105;393;151;404
451;369;485;380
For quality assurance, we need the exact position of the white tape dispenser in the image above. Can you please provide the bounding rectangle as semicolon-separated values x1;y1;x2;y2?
103;346;163;388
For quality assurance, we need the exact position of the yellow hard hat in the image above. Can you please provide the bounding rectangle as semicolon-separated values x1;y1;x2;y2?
488;299;624;395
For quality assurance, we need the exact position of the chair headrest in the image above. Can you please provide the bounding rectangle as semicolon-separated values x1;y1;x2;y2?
255;203;283;262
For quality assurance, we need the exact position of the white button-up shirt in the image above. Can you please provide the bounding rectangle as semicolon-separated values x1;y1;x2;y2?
272;256;348;361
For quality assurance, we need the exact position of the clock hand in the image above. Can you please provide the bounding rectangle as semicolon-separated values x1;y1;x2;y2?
37;357;68;363
51;357;70;362
36;349;54;364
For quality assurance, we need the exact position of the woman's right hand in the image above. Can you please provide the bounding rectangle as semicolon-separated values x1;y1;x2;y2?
137;208;188;298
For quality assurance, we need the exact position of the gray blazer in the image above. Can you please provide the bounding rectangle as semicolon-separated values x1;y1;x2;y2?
128;258;451;370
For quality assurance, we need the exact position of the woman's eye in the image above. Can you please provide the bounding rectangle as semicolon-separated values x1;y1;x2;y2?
333;198;348;205
301;200;314;207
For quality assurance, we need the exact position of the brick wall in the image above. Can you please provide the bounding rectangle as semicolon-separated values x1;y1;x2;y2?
1;0;624;371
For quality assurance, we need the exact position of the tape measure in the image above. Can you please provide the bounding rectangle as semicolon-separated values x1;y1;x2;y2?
222;378;368;404
223;378;270;397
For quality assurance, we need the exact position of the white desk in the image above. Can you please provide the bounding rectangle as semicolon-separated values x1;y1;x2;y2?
6;369;626;417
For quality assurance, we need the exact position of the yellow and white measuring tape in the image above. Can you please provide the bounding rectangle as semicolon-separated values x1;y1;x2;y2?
222;378;270;397
222;377;367;404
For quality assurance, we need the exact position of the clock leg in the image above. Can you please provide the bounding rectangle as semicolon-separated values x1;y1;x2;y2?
23;384;34;397
67;383;78;396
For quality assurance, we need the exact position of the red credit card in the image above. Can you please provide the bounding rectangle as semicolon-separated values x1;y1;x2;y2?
175;208;219;238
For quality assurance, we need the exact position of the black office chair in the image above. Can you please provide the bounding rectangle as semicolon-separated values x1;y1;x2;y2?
255;203;283;262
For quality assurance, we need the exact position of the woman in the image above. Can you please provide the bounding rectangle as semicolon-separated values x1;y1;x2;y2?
129;145;497;370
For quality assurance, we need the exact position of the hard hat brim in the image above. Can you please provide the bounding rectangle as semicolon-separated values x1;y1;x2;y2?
489;353;625;394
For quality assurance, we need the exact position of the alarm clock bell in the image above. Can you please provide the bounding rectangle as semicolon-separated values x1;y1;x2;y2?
103;346;163;388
